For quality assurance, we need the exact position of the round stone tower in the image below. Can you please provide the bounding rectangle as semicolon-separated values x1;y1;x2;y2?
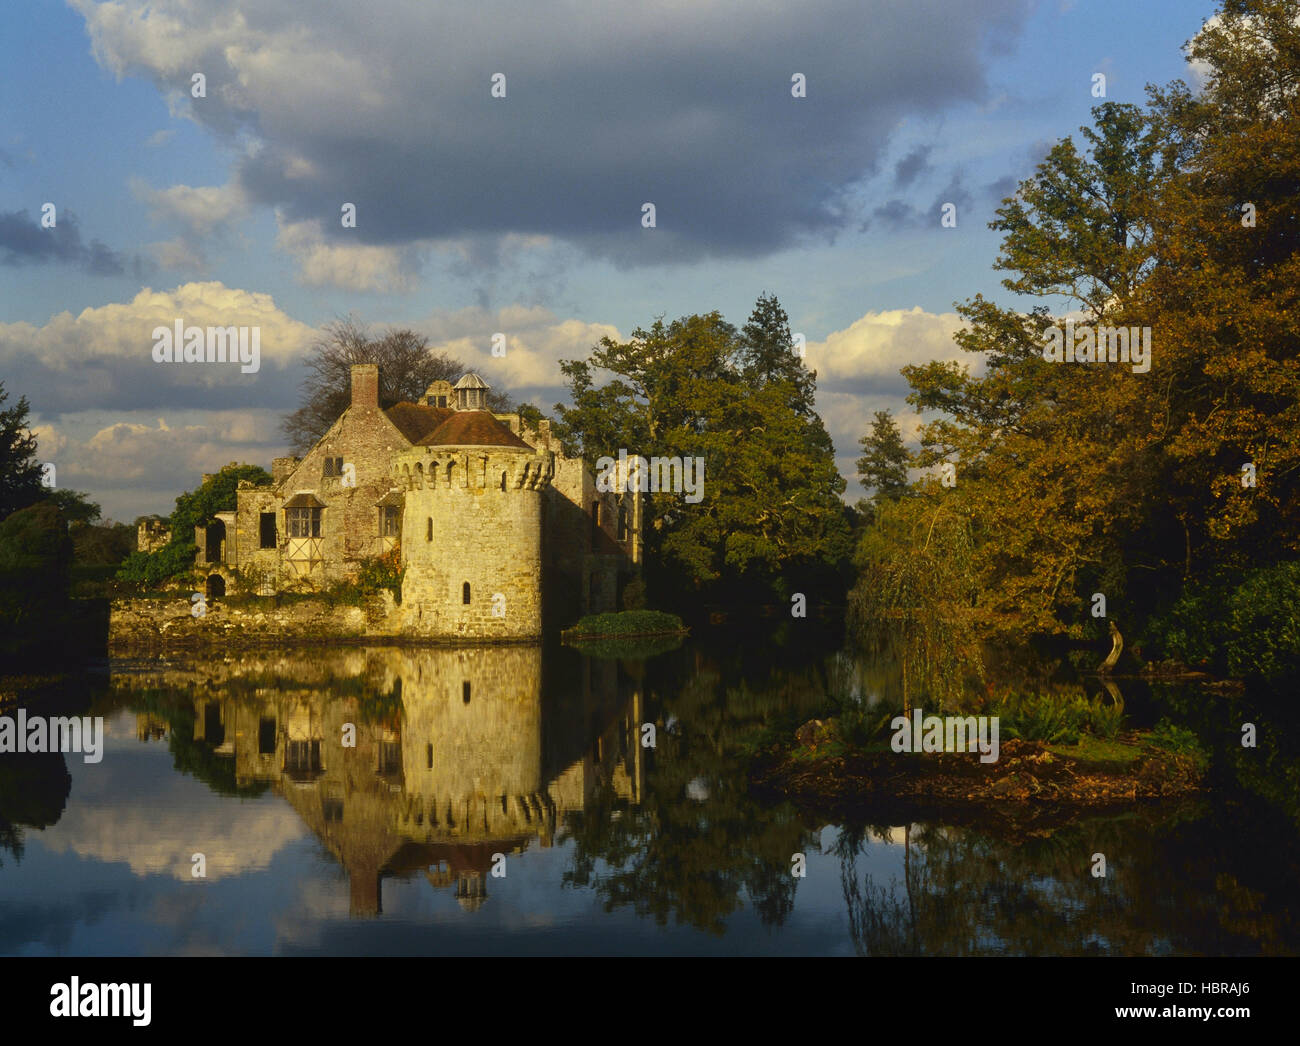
395;410;553;640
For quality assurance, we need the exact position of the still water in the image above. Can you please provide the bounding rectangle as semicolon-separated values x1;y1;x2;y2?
2;640;1297;955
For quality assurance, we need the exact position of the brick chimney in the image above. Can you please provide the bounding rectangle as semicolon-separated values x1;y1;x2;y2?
351;364;379;409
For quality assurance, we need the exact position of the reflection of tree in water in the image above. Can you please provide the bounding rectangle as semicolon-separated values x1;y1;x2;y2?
834;808;1300;955
0;751;71;866
563;652;830;934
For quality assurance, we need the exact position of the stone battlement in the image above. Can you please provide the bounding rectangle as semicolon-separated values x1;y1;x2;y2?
393;446;554;493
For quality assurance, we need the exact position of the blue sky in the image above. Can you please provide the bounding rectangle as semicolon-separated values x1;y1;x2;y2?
1;0;1220;521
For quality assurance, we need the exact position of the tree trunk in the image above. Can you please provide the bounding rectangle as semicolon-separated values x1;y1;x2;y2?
1099;621;1123;673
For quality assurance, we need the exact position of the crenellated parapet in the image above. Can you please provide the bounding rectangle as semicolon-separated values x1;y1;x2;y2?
392;445;554;494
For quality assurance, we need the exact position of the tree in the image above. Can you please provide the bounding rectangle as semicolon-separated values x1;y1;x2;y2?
555;296;851;604
738;292;817;412
117;463;271;586
856;410;911;509
280;317;511;454
0;383;46;522
0;501;73;661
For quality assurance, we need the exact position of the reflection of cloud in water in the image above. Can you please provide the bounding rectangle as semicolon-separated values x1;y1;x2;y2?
39;722;308;880
42;803;307;880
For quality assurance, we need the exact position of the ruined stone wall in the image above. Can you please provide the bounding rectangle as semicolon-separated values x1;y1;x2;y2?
397;445;550;640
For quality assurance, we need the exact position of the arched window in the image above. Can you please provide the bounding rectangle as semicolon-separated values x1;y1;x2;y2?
500;470;507;491
462;581;471;604
426;517;432;542
462;681;471;704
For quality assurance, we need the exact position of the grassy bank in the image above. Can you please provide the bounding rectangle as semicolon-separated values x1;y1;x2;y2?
753;713;1208;813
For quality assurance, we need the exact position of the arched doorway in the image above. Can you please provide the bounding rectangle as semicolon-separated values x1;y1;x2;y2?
206;574;226;600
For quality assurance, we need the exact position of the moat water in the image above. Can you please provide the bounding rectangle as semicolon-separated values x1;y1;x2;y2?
2;636;1297;955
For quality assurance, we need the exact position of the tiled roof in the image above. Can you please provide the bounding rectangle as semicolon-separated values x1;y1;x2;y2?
418;410;534;449
386;402;454;443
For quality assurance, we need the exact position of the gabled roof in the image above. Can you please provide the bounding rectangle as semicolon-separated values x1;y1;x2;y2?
386;402;454;443
418;410;534;450
284;492;325;508
453;372;491;390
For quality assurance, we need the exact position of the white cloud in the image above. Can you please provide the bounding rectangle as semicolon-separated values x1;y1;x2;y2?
0;282;315;419
275;214;420;293
132;178;248;237
811;306;972;385
415;304;620;389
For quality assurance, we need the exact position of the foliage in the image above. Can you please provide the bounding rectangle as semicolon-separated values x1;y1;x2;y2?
992;690;1127;745
848;490;983;713
0;502;73;661
554;294;851;605
117;463;270;587
1149;560;1300;680
0;383;45;523
1146;719;1206;760
856;409;910;511
353;546;404;603
566;610;686;636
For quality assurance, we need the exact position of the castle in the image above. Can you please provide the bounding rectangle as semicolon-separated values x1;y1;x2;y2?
188;364;640;639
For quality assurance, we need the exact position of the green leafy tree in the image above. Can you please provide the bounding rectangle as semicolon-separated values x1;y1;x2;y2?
856;410;911;509
555;297;851;604
0;383;46;522
0;501;73;661
118;463;271;586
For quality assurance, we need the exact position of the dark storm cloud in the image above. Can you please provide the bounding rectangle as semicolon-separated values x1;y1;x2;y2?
0;209;146;276
893;145;934;188
76;0;1035;266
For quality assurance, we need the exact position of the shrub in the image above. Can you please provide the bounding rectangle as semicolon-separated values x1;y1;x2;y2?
567;610;684;636
1147;719;1205;758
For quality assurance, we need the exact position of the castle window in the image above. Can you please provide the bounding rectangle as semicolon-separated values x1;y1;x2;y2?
322;456;343;478
591;502;601;543
426;517;433;542
258;717;276;755
617;505;628;542
500;470;507;491
462;582;471;604
259;512;277;548
462;681;471;704
285;740;321;775
377;741;401;776
287;506;321;538
381;504;399;537
426;743;434;770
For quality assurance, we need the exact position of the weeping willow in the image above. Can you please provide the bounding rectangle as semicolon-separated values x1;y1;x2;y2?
849;492;984;715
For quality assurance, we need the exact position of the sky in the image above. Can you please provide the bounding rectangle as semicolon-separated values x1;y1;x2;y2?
0;0;1222;523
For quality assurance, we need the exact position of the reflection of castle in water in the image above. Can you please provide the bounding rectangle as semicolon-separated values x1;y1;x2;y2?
182;646;643;915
